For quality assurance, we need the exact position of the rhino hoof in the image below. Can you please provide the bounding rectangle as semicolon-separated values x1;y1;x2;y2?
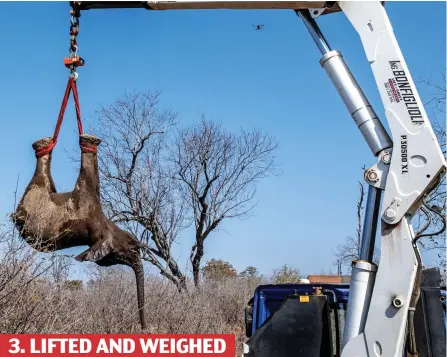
80;134;102;147
32;137;53;151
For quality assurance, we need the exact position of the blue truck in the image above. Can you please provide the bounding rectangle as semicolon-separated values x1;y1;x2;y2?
243;268;446;357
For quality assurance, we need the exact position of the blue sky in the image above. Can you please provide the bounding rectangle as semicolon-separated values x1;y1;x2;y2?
0;2;445;279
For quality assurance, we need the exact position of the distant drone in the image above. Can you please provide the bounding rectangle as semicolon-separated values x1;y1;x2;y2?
253;24;265;31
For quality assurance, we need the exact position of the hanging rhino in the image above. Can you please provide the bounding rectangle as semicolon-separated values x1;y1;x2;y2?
12;134;147;330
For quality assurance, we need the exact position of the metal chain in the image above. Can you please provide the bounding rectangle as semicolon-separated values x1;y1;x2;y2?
69;9;80;57
67;7;83;79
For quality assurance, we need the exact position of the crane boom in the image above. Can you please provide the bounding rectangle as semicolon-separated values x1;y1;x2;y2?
68;1;446;356
71;0;340;13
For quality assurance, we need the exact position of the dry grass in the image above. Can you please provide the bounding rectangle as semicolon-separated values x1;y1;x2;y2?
0;223;258;356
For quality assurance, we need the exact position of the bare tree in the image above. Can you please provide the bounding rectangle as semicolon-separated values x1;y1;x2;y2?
90;90;189;291
90;92;278;290
170;118;278;287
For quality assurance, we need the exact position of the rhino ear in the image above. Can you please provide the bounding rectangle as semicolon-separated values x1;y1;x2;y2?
75;240;113;263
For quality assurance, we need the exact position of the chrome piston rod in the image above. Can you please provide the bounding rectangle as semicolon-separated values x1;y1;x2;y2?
342;185;381;347
297;10;386;349
296;10;392;156
360;186;382;262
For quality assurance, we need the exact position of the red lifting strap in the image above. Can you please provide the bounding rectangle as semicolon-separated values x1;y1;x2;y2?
35;77;96;158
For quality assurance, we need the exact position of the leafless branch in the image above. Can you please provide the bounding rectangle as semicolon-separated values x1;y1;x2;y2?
170;117;279;286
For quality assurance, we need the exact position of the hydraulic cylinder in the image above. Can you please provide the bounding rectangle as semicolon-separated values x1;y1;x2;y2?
297;10;393;156
319;51;392;156
297;10;386;350
341;260;377;348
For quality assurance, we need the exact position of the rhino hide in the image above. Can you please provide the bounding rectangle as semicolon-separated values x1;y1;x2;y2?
13;134;147;330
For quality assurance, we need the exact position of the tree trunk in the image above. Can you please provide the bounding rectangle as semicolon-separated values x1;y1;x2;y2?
191;241;204;287
176;276;187;293
166;270;187;293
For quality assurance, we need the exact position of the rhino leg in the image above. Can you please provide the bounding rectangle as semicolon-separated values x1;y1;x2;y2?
75;238;114;264
13;138;57;236
73;134;102;201
30;137;57;193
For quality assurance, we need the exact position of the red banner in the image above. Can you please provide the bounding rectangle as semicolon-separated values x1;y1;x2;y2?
0;334;235;357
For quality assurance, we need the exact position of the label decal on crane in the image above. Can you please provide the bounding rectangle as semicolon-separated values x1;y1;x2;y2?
384;61;424;125
385;78;400;103
401;135;409;174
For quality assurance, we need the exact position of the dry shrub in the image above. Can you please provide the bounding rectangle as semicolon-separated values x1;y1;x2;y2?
0;224;81;333
0;223;256;356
